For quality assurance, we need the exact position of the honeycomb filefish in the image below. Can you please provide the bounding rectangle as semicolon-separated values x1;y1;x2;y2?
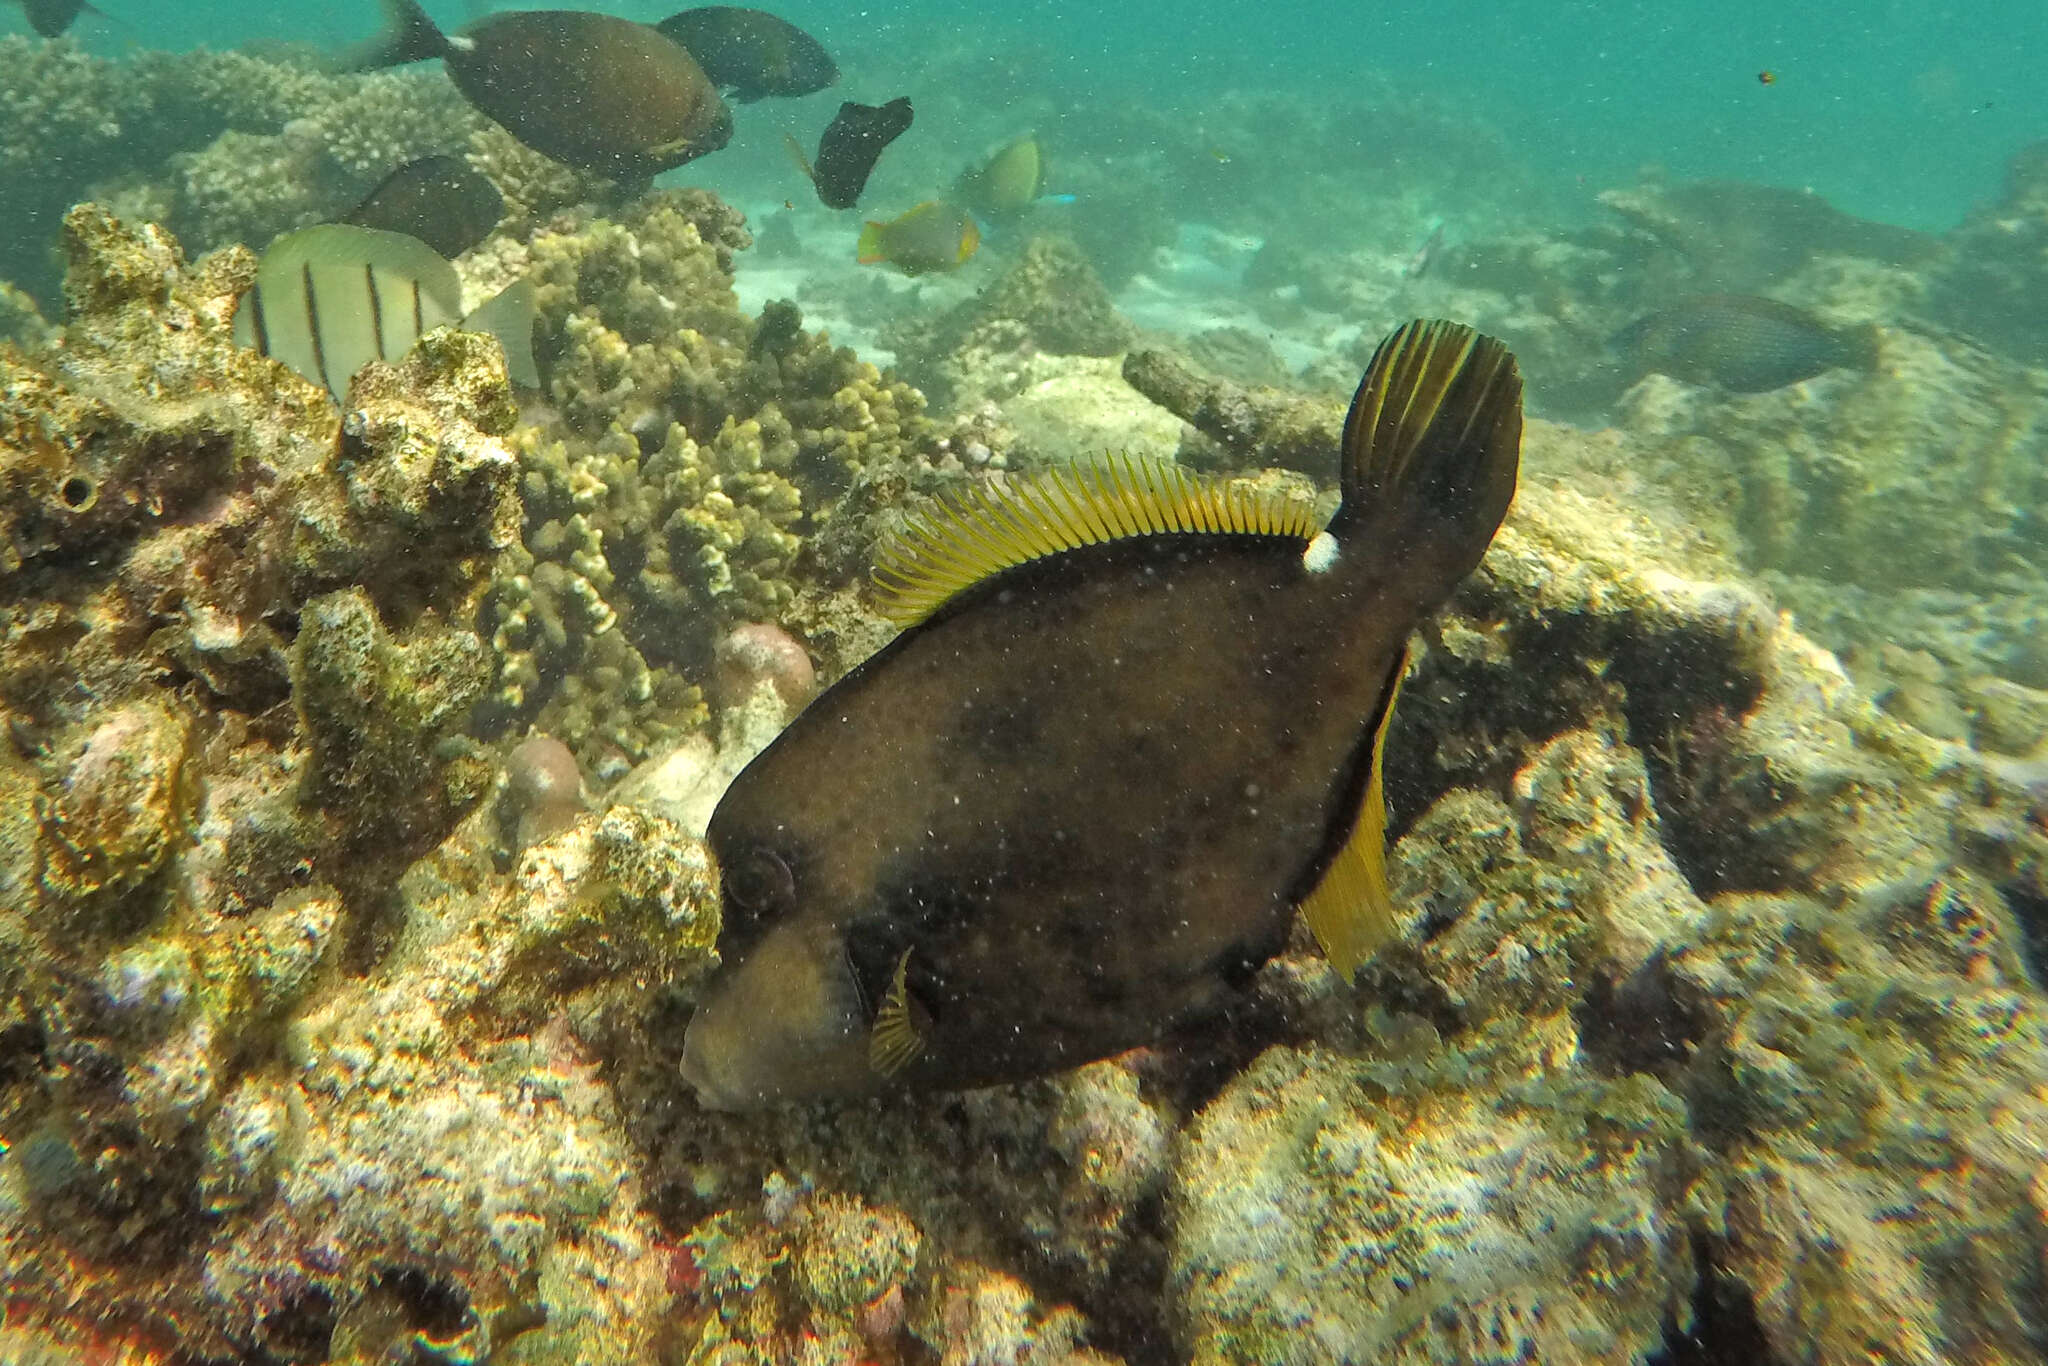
681;319;1524;1109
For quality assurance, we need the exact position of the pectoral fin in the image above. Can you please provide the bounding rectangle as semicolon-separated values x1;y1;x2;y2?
868;948;927;1077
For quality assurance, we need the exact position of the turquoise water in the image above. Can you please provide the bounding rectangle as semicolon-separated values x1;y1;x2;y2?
34;1;2047;229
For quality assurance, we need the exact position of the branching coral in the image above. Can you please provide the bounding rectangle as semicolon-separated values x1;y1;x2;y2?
475;191;941;769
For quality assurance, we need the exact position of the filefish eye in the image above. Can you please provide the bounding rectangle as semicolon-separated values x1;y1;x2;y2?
723;845;796;919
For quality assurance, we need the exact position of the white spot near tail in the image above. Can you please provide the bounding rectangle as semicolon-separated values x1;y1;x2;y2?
449;34;478;52
1303;531;1339;574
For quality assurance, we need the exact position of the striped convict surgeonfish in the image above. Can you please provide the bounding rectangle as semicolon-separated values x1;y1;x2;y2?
232;224;539;401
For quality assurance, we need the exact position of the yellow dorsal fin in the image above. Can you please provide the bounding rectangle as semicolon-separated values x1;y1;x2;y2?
1298;652;1408;981
869;948;926;1077
872;453;1321;624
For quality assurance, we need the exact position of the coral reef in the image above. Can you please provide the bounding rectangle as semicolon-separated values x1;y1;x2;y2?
475;191;945;772
1594;176;1942;295
1102;358;2048;1361
1;73;2043;1364
888;235;1138;409
0;206;714;1364
0;37;627;315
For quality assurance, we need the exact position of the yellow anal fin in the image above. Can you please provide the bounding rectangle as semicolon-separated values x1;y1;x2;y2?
872;451;1321;625
1298;652;1408;981
869;948;926;1077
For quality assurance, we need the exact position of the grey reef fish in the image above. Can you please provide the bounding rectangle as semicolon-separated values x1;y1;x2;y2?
681;319;1524;1110
790;96;914;210
655;6;837;102
343;153;505;260
232;223;538;400
1613;294;1879;393
359;0;732;178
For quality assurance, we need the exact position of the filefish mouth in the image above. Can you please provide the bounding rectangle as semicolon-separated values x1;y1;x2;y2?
676;920;873;1110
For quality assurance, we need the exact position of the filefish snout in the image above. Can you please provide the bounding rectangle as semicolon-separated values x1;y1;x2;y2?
681;920;872;1109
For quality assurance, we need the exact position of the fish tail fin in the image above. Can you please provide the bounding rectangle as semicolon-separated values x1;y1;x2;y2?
958;215;981;264
1325;319;1522;580
462;280;539;389
351;0;450;71
855;222;886;265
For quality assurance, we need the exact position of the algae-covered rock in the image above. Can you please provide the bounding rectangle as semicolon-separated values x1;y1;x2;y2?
1173;1045;1693;1365
290;588;492;861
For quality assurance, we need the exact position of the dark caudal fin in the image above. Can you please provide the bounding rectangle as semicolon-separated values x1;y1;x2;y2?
1327;320;1522;576
349;0;451;71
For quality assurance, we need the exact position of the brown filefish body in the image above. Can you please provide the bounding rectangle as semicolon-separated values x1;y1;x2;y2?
803;97;913;209
1614;294;1878;393
681;320;1524;1109
344;154;505;260
655;6;837;102
363;0;731;178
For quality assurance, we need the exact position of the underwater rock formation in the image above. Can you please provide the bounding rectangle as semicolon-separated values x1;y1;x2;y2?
1614;324;2047;593
1596;175;1942;295
0;206;714;1363
1164;472;2048;1365
887;234;1138;409
1122;345;1346;475
0;37;630;312
1928;138;2048;366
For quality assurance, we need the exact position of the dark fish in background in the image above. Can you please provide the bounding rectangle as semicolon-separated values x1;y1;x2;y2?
856;200;979;275
680;319;1524;1109
956;134;1044;220
655;6;836;102
14;0;97;36
232;224;538;399
357;0;732;179
343;154;505;260
791;96;913;210
1613;294;1879;392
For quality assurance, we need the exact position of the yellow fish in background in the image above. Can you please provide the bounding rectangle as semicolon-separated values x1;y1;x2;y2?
957;134;1045;220
680;319;1524;1110
855;200;981;276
